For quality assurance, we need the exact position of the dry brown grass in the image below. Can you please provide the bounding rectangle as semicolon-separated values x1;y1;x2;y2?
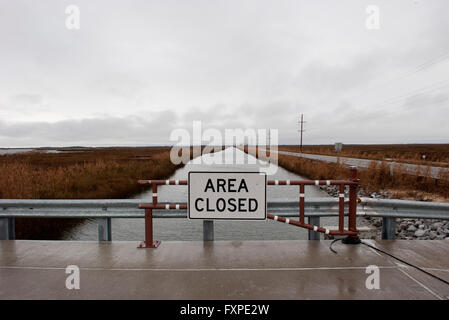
0;147;181;239
1;146;225;239
279;144;449;168
245;146;449;200
0;147;179;199
388;189;449;202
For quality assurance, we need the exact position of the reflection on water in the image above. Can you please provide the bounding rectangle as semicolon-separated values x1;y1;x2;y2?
0;148;34;155
65;147;339;241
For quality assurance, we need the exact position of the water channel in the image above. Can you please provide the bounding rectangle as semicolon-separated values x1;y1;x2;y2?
64;147;339;241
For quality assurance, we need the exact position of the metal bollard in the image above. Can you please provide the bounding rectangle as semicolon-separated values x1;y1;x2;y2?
98;217;112;241
203;220;214;241
382;217;396;240
0;217;15;240
308;216;320;240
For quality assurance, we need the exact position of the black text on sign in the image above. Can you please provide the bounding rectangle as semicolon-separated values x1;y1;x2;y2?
188;172;267;220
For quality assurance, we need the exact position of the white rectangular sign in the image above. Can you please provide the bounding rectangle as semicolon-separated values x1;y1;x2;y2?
188;171;267;220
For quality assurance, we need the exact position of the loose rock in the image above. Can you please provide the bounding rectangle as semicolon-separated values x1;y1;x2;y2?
414;229;428;237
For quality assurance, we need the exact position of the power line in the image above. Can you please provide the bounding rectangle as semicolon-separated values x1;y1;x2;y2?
298;114;305;152
307;51;449;112
341;51;449;104
358;77;449;112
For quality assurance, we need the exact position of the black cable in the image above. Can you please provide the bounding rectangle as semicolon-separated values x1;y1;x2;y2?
361;241;449;287
329;238;342;254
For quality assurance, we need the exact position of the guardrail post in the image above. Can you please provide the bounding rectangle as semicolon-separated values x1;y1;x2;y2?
0;218;6;240
343;166;361;244
308;216;320;240
98;217;112;241
382;217;396;240
203;220;214;241
0;217;15;240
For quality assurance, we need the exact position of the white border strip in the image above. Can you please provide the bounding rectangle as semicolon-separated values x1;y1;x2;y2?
0;265;398;272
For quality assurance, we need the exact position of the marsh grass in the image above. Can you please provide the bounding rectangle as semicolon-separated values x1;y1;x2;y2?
279;144;449;168
246;146;449;200
0;147;181;239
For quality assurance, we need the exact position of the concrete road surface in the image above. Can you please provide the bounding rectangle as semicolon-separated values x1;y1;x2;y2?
1;240;448;300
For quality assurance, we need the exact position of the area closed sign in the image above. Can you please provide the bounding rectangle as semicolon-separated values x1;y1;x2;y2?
188;172;267;220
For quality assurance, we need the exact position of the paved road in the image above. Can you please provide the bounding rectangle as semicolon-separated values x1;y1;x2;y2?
272;149;448;180
1;240;449;299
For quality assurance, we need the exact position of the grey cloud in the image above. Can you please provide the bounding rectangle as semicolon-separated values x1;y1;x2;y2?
9;94;43;105
0;111;178;147
294;56;382;96
0;0;448;146
401;92;449;111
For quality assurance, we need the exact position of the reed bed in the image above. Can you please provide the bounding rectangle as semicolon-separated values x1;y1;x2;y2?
0;147;181;239
279;144;449;168
0;150;178;199
245;146;449;200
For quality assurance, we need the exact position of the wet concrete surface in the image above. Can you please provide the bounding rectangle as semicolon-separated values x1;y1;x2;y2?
273;149;449;180
1;240;448;299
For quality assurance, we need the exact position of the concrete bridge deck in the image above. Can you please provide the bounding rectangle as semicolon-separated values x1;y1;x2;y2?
1;240;448;300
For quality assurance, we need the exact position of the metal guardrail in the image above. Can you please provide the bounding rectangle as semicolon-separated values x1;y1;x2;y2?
1;198;448;241
358;198;449;240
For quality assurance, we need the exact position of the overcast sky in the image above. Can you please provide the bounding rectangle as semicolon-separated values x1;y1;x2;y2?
1;0;448;147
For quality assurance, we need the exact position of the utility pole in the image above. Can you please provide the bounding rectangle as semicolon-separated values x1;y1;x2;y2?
267;129;271;150
298;114;305;153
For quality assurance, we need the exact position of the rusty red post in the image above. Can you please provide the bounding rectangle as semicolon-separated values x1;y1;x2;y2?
338;184;345;232
138;182;160;248
145;208;153;244
343;166;361;244
299;184;305;224
138;208;161;248
152;183;158;205
348;167;357;232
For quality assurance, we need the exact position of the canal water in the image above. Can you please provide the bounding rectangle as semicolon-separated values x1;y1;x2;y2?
64;147;337;241
0;148;34;155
